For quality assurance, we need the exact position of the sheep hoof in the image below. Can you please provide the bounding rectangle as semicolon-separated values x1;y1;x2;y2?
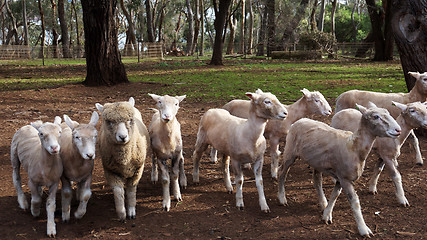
238;206;244;211
129;215;136;219
416;162;423;166
325;219;332;225
262;208;270;213
369;190;377;195
62;219;69;224
163;206;170;212
47;233;56;238
151;181;157;185
227;190;233;194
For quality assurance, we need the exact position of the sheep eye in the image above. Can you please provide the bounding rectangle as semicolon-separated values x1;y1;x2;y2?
39;133;44;137
264;99;271;104
315;99;319;103
409;109;415;113
373;115;380;120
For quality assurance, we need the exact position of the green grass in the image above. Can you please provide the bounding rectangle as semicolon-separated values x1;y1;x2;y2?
0;58;405;104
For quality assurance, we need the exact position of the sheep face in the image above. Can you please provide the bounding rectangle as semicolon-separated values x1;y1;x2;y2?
149;93;186;122
64;112;99;160
301;88;332;116
409;72;427;95
393;101;427;129
31;116;62;155
357;102;401;138
246;89;288;120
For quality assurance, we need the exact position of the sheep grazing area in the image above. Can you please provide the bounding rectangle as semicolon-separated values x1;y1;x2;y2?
0;81;426;239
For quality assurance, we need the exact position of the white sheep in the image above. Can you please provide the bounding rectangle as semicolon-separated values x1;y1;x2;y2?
95;97;150;221
331;101;427;207
212;88;332;179
193;89;288;212
277;102;402;237
148;93;187;211
335;71;427;165
60;112;99;222
11;116;63;237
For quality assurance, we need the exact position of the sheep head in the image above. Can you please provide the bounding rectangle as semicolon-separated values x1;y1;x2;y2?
301;88;332;116
393;101;427;129
31;116;62;154
64;112;99;160
148;93;186;123
246;89;288;120
357;102;401;138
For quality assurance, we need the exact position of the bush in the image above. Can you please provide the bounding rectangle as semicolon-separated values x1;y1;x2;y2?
299;31;337;54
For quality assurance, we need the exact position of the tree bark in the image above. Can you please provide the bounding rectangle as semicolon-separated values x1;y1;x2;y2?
22;0;29;45
309;0;318;32
192;0;200;54
120;0;137;55
58;0;70;58
266;0;275;57
256;3;267;56
390;0;427;91
145;0;155;42
318;0;326;32
383;0;394;60
38;0;46;60
4;0;18;45
81;0;128;86
246;0;253;54
226;15;236;54
71;0;81;57
238;0;245;54
210;0;232;65
366;0;385;60
199;0;204;56
50;0;59;58
186;0;194;55
330;0;337;37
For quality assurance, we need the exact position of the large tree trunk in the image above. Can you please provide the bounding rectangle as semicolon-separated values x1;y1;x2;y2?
22;0;29;45
58;0;70;58
238;0;245;54
390;0;427;91
81;0;128;86
246;0;253;54
266;0;275;57
210;0;232;65
199;0;204;56
145;0;155;42
309;0;318;32
50;0;59;58
38;0;46;60
256;3;267;56
186;0;194;55
71;0;82;58
366;0;385;60
383;0;394;60
226;15;236;54
330;0;337;37
318;0;325;31
4;0;18;45
192;0;200;54
120;0;137;56
281;0;309;50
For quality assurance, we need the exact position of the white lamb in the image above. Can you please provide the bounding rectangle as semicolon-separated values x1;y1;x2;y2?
331;101;427;207
193;89;288;212
148;93;187;211
335;71;427;165
60;112;99;222
11;116;63;237
95;97;150;221
277;102;401;237
212;88;332;179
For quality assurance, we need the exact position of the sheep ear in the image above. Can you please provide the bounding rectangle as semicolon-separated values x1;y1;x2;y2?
95;103;104;113
54;116;62;125
89;111;99;126
176;95;186;102
392;101;407;111
148;93;161;102
366;101;377;108
300;88;311;98
31;120;43;130
355;103;368;114
246;92;259;102
63;114;75;130
255;89;263;94
128;97;135;107
408;71;420;79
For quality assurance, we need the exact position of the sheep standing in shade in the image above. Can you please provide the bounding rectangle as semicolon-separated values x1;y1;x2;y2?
148;93;187;211
60;112;99;222
331;101;427;207
95;97;150;221
335;72;427;165
277;103;401;237
11;116;63;237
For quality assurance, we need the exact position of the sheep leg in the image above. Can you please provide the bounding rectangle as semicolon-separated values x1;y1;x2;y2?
269;137;281;180
341;180;373;237
192;136;209;183
277;154;297;206
383;158;409;207
232;159;245;210
409;130;423;165
28;180;42;217
222;155;233;193
210;147;218;163
171;156;183;203
368;159;385;194
46;182;59;238
178;150;187;189
61;177;72;222
253;157;270;213
75;176;93;219
322;180;342;224
151;153;159;184
11;157;28;210
112;185;126;221
158;158;171;211
313;170;328;210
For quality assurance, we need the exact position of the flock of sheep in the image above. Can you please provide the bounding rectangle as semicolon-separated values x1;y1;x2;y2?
10;71;427;237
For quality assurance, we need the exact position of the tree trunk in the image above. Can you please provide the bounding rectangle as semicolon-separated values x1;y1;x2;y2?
145;0;155;42
226;15;236;54
280;0;309;50
246;0;253;54
366;0;385;61
383;0;394;60
38;0;46;60
192;0;200;54
266;0;275;57
50;0;59;58
256;3;267;56
210;0;232;65
120;0;137;56
22;0;29;45
330;0;337;37
186;0;194;55
58;0;70;58
318;0;325;32
238;0;245;54
309;0;318;32
351;0;359;42
71;0;81;57
81;0;128;86
5;0;18;45
199;0;204;56
390;0;427;91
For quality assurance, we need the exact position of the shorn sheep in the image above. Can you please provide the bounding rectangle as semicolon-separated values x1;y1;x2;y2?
331;101;427;207
277;102;401;237
193;89;288;212
95;97;150;221
60;112;99;222
212;88;332;179
11;116;63;237
148;93;187;211
335;71;427;165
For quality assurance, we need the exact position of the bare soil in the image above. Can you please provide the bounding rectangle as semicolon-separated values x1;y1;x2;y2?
0;82;426;239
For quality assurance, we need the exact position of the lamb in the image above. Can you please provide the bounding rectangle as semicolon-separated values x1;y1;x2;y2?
193;89;288;212
335;71;427;165
331;101;427;207
211;88;332;179
148;93;187;211
60;112;99;222
277;102;401;237
95;97;150;221
11;116;63;237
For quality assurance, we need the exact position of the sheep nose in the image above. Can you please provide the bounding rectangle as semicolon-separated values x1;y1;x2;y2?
395;128;401;135
119;135;127;142
86;153;94;160
51;145;59;153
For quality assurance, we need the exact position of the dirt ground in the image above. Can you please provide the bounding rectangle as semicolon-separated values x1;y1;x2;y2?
0;82;426;240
